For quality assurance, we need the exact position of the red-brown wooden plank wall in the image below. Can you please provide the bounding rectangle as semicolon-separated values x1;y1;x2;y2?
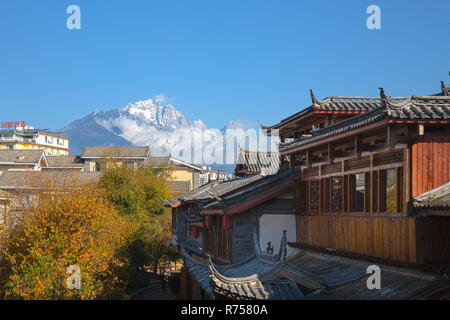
412;139;450;197
295;215;417;263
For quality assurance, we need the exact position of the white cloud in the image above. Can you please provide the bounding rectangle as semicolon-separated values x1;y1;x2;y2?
94;99;278;165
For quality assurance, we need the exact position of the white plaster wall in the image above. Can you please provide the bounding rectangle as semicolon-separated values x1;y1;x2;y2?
259;214;296;258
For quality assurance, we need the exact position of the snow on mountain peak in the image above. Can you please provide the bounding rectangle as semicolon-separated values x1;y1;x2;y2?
117;98;188;128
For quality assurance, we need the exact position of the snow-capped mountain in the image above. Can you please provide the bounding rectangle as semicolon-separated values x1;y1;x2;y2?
59;97;276;170
120;99;189;129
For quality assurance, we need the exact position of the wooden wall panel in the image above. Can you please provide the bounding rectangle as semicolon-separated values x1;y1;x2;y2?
295;215;418;263
416;217;450;263
412;139;450;197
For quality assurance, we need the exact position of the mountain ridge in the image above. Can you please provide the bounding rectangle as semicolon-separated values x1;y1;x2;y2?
59;98;258;172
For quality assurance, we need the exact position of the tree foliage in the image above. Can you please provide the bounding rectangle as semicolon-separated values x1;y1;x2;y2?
99;165;180;290
0;164;180;299
0;177;134;300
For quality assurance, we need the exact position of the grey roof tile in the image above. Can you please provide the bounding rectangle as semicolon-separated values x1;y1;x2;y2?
81;146;150;158
0;150;45;164
413;181;450;208
280;95;450;153
45;156;84;168
0;171;101;189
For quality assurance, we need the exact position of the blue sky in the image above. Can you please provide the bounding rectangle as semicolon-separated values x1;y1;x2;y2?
0;0;449;130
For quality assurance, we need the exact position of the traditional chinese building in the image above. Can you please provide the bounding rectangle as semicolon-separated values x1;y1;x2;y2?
267;83;450;264
169;82;450;300
234;148;281;177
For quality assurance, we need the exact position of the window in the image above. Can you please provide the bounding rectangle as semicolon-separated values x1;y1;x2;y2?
379;169;398;213
309;181;319;212
350;173;365;212
6;144;13;150
330;177;342;212
386;169;397;213
125;161;134;168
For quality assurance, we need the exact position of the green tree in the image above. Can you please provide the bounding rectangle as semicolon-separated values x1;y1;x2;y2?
99;165;179;291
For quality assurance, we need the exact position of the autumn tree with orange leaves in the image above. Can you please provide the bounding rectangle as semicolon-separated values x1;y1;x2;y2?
0;172;135;300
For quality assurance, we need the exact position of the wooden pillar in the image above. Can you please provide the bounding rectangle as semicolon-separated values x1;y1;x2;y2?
318;164;322;215
306;150;313;169
328;143;335;164
342;160;346;214
369;153;374;214
387;125;397;149
290;154;295;172
404;146;410;214
354;135;362;159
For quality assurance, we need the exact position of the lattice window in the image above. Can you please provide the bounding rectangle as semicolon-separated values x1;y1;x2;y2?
331;177;343;212
309;181;319;212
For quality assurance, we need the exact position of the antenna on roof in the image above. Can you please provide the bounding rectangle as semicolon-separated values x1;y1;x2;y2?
441;81;449;96
309;89;319;105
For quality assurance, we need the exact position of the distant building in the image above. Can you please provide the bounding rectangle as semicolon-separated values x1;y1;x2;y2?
199;166;229;185
0;129;69;156
0;149;48;173
0;170;101;214
147;156;203;195
80;146;151;171
43;155;85;171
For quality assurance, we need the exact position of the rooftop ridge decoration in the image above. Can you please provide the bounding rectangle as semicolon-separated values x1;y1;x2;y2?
278;230;287;261
207;252;307;300
279;86;450;153
206;190;222;201
264;83;448;132
441;81;449;96
258;120;269;130
309;89;319;105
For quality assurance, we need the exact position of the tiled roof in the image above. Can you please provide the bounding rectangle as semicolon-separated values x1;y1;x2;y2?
165;175;261;207
146;156;170;167
182;247;306;300
145;156;202;171
265;90;407;130
45;156;84;168
235;149;280;176
413;181;450;209
199;168;297;212
167;168;296;213
280;93;450;153
182;241;450;300
266;83;450;133
171;180;191;193
80;146;150;159
0;150;45;165
208;257;305;300
293;250;449;300
385;95;450;120
0;171;101;189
